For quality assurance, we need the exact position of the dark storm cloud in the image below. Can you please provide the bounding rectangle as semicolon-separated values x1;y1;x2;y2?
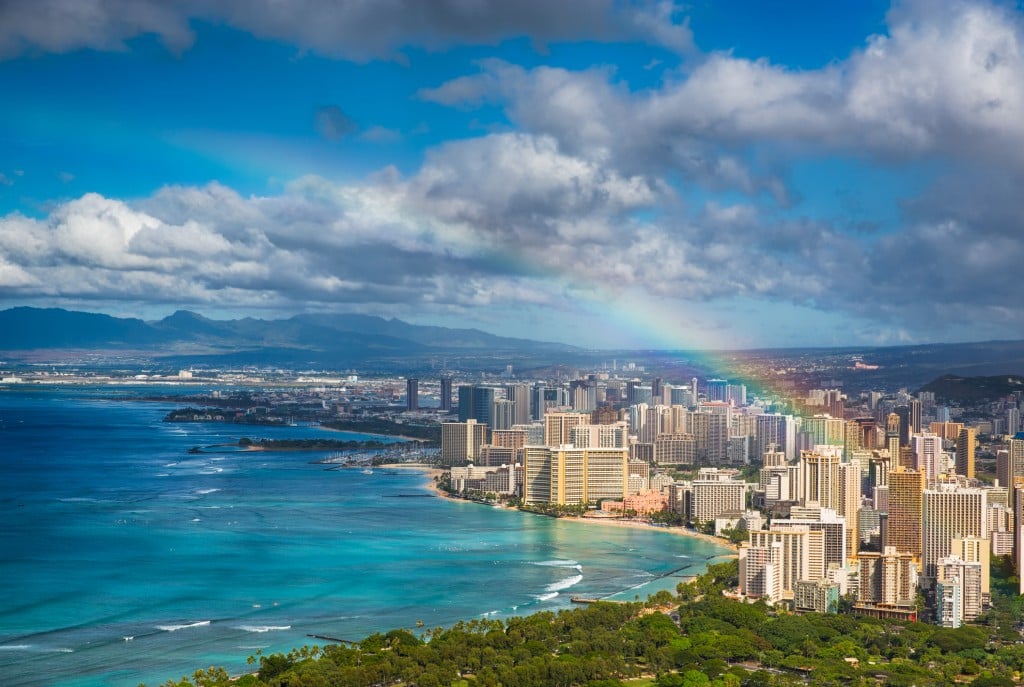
0;0;693;61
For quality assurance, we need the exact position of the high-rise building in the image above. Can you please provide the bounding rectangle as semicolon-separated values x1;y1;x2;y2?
569;379;597;413
491;399;516;431
956;428;976;479
571;422;629;449
912;432;944;483
441;419;488;466
439;377;453;412
908;399;923;435
1008;407;1021;436
690;410;730;465
838;460;861;560
800;449;842;510
747;527;826;596
458;385;495;427
894;406;912;446
405;378;419;411
922;486;986;580
756;414;796;462
952;537;990;603
653;433;697;466
505;383;531;426
802;415;846;447
886;467;925;559
543;412;589;447
523;445;629;505
858;546;918;608
773;508;847;569
691;472;746;523
706;379;729;402
936;557;983;627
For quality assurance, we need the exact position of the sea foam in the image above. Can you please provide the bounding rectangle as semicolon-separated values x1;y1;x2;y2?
157;620;211;632
545;574;583;593
235;625;291;633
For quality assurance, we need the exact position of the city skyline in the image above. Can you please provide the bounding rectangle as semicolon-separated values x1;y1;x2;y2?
2;0;1023;350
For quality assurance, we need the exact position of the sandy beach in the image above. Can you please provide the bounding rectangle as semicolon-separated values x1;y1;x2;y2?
562;515;738;553
376;463;446;495
386;462;740;554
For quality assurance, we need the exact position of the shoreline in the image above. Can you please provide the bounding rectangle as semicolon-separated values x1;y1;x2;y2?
383;463;738;555
560;515;738;554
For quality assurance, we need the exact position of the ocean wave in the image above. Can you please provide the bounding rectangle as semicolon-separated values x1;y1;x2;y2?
0;645;31;651
545;574;582;593
532;559;579;568
533;592;559;602
235;625;291;633
157;620;211;632
195;488;220;495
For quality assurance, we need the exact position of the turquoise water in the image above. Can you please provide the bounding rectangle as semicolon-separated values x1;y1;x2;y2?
0;387;730;687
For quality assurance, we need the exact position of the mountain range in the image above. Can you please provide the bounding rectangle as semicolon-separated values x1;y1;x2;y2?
0;307;574;365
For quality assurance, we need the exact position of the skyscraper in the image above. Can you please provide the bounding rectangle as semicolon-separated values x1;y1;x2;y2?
886;467;925;559
922;486;986;580
458;385;495;427
405;378;419;412
440;376;453;412
956;428;976;479
912;432;943;483
505;383;531;426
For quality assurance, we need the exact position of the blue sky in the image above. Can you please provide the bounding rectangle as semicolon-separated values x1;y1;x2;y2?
0;0;1022;349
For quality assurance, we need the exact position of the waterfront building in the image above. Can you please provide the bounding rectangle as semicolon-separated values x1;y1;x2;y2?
691;470;747;524
522;445;629;505
440;419;487;466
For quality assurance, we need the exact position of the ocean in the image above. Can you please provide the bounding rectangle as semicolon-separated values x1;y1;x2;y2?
0;386;730;687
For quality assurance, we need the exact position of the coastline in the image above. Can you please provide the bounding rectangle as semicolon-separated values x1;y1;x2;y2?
386;462;738;555
376;462;446;495
562;515;738;554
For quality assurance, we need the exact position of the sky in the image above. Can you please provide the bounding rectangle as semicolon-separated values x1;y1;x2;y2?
0;0;1022;350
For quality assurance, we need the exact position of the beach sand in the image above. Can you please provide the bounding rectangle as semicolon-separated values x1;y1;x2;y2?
384;463;738;554
376;463;446;496
561;515;738;553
